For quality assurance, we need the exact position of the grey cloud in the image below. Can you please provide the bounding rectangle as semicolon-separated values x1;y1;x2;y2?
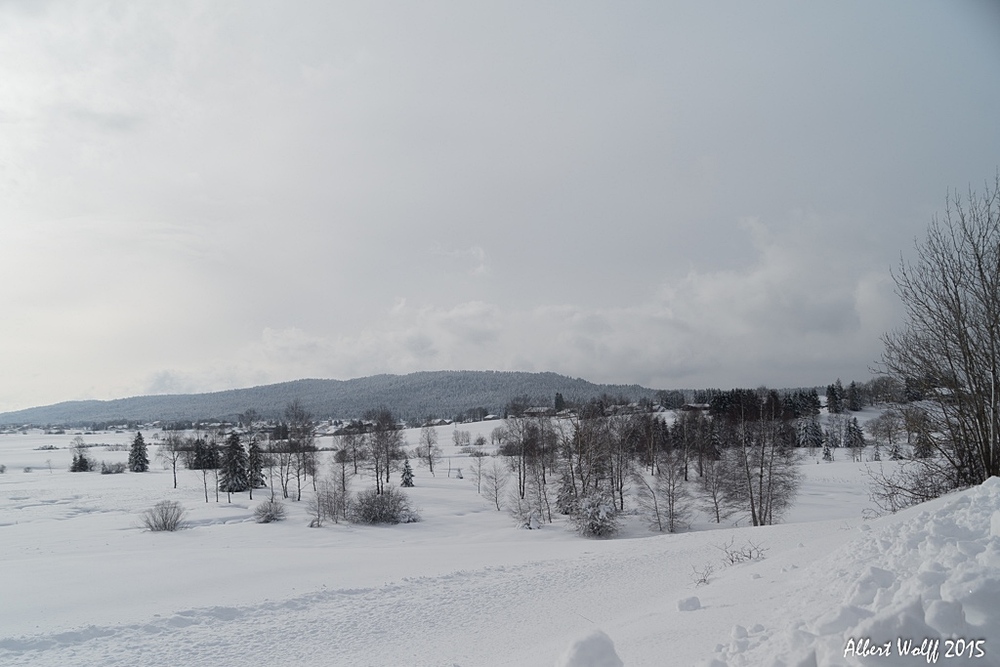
0;2;997;410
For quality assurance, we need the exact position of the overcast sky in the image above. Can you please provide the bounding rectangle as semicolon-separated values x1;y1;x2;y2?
1;1;999;411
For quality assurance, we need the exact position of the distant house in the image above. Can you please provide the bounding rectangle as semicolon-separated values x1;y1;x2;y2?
681;403;711;412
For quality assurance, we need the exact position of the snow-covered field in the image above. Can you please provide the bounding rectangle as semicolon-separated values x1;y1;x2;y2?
1;422;998;666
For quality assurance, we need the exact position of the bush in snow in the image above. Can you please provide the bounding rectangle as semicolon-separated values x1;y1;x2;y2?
348;486;419;525
141;500;187;532
307;480;349;527
508;490;543;529
572;490;620;538
555;472;579;516
0;464;6;473
100;461;126;474
254;499;287;523
715;537;768;565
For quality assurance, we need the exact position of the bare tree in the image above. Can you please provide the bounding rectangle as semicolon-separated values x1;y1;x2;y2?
331;448;354;521
468;450;487;494
632;449;691;533
452;429;471;449
876;176;1000;502
365;407;404;494
699;457;735;524
416;425;442;475
157;431;186;489
866;409;904;460
285;400;317;501
482;456;509;511
337;429;366;475
716;389;801;526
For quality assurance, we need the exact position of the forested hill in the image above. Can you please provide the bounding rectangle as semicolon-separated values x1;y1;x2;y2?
0;371;664;426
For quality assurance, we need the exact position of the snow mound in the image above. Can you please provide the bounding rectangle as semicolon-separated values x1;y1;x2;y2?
555;630;624;667
709;478;1000;666
677;596;702;611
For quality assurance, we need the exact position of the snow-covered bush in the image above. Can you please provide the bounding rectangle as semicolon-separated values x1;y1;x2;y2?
572;491;620;538
254;499;286;523
100;461;126;474
141;501;187;532
508;491;543;529
348;486;419;525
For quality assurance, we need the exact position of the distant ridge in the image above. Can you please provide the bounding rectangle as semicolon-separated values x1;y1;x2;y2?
0;371;664;426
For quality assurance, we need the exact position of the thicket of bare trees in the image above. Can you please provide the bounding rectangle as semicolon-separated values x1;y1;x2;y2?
364;407;405;495
873;176;1000;510
480;390;803;535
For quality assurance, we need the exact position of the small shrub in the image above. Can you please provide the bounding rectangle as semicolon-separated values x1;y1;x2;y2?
23;466;32;473
254;499;286;524
0;464;6;473
691;563;715;587
306;481;348;526
715;537;768;565
141;500;187;532
507;491;542;529
572;491;620;538
101;461;127;474
348;486;419;525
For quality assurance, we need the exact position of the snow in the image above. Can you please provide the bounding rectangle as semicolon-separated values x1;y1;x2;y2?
555;630;624;667
678;596;702;611
1;425;999;666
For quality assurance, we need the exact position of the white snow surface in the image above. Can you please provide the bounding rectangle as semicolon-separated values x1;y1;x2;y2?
1;423;999;666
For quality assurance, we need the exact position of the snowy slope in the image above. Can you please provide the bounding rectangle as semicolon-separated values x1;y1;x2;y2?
1;427;998;666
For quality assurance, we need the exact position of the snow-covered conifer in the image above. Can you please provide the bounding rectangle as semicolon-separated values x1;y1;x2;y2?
128;432;149;472
218;432;249;496
401;458;414;487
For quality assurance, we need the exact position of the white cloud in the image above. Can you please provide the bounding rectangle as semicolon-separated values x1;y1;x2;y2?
431;244;490;277
0;2;994;411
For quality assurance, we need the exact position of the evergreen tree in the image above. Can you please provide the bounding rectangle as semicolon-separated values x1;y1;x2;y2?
888;441;903;460
555;471;579;515
247;440;265;496
847;381;863;412
70;438;93;472
191;437;219;470
219;432;250;495
128;432;149;472
805;389;821;416
826;380;844;414
400;457;415;487
822;443;834;462
846;417;866;461
797;416;824;450
71;451;93;472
